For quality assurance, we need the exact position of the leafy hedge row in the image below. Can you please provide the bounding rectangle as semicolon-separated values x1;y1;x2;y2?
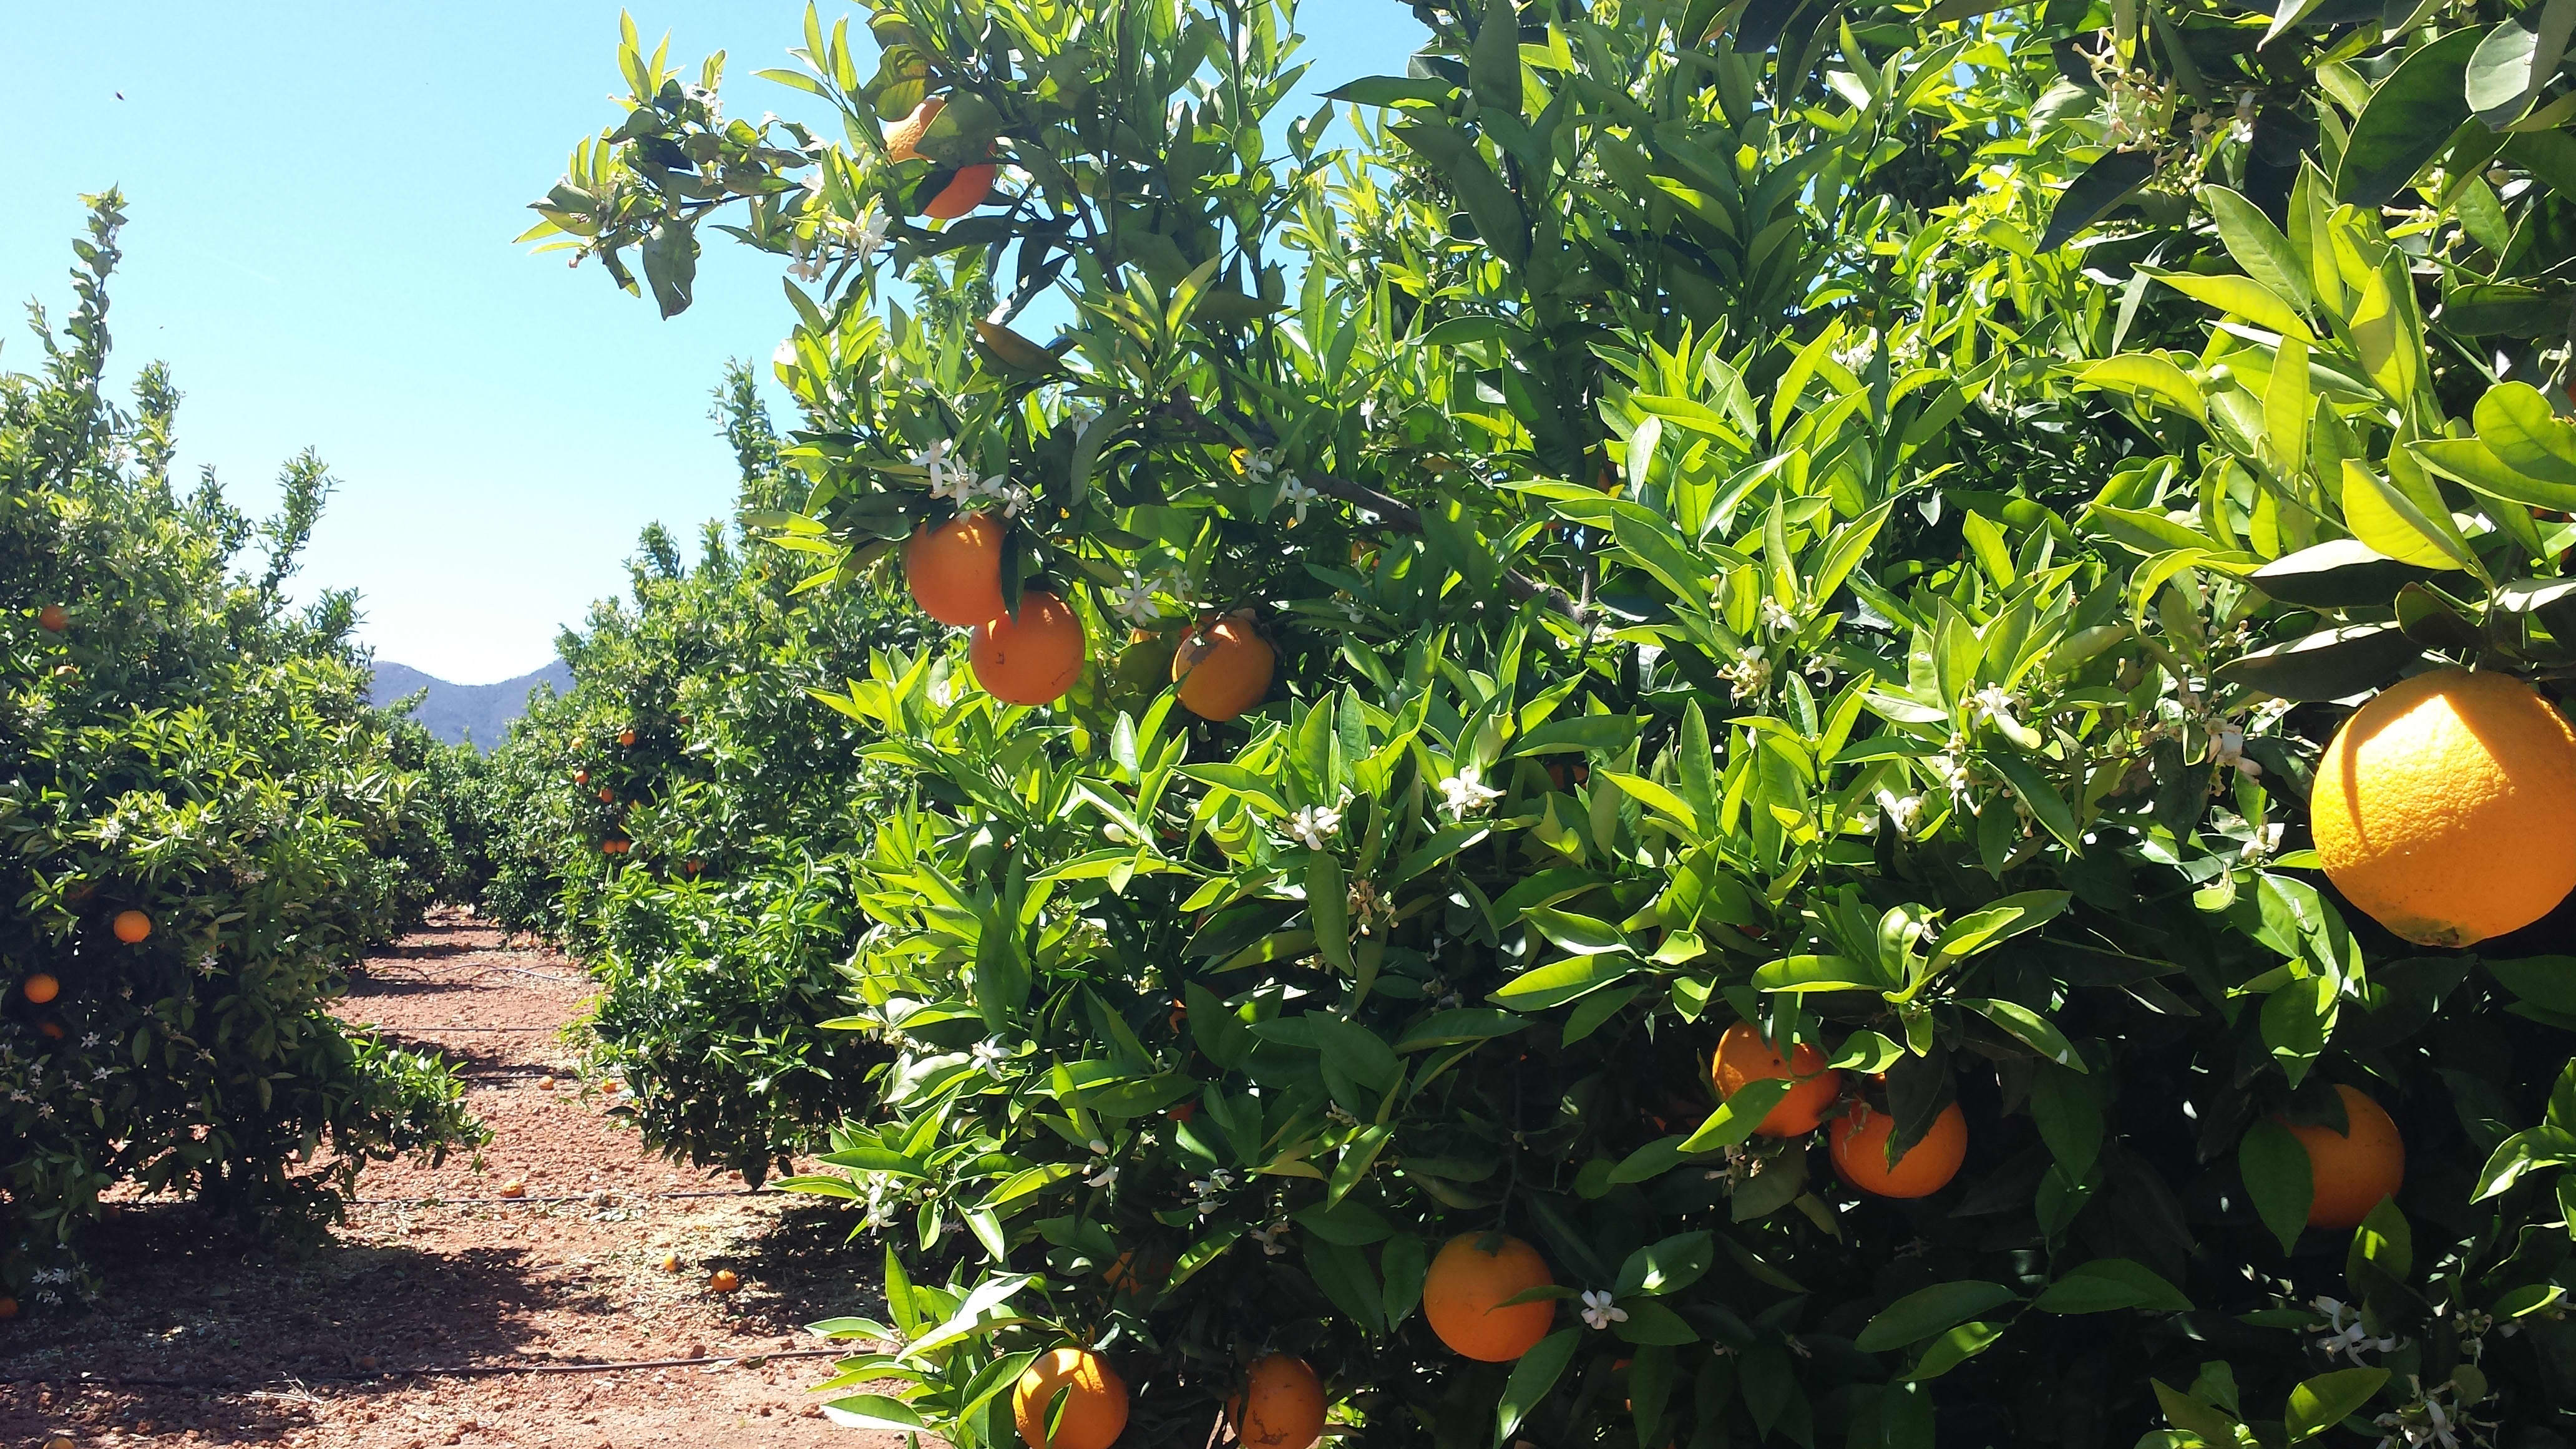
476;366;923;1180
2;196;480;1305
527;2;2576;1445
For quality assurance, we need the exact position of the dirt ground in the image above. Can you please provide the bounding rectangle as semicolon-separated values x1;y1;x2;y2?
0;910;901;1449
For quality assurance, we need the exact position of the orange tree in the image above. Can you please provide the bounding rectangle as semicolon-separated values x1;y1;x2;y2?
534;2;2576;1443
477;364;928;1178
1;196;480;1305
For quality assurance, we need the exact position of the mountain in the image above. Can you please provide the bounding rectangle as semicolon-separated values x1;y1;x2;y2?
369;659;573;749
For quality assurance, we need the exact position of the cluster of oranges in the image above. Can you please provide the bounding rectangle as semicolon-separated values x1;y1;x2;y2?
904;512;1275;717
12;910;155;1037
1008;1347;1325;1449
577;729;643;856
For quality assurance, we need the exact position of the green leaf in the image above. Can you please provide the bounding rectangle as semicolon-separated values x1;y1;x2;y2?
1492;955;1635;1009
2076;355;2205;422
2152;270;2312;341
1308;851;1353;973
1522;906;1631;955
1985;753;2084;849
1931;891;2071;964
1906;1320;2007;1382
2337;27;2484;207
2041;149;2159;251
1393;1008;1528;1051
2200;185;2315;313
2414;436;2576;514
2240;1117;2315;1253
1599;770;1701;834
1679;1077;1795;1152
2467;4;2576;127
2031;1259;2193;1314
2213;623;2421;702
2286;1367;2389;1443
2486;955;2576;1015
1495;1328;1579;1442
1959;998;2086;1070
2248;539;2436;608
1752;954;1888;994
2339;459;2469;572
1468;0;1524;119
1855;1281;2018;1352
2152;1380;2243;1446
2476;381;2576;485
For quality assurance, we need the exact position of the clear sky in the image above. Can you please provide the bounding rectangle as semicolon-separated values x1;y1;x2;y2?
4;2;1423;684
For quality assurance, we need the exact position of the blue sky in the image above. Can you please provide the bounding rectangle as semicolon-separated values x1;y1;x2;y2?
4;2;1422;683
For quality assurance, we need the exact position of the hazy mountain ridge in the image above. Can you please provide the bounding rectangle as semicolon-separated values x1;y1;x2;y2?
371;659;571;749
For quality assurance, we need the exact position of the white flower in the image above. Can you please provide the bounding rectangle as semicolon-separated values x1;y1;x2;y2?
1084;1161;1120;1190
969;1039;1007;1069
2241;821;2284;862
1238;451;1278;484
2313;1296;2400;1366
1288;804;1342;850
90;1066;110;1081
1438;766;1504;819
1927;753;1973;799
786;254;825;283
987;480;1035;518
1251;1221;1290;1256
771;338;799;373
851;203;889;258
79;1033;100;1049
1580;1290;1627;1331
1089;1138;1111;1156
1720;648;1772;700
1757;596;1795;637
1108;577;1161;626
1337;596;1364;624
2212;721;2262;777
1279;477;1322;527
913;440;965;502
1876;789;1924;837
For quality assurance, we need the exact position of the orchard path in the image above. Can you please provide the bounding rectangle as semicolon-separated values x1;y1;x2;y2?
0;909;899;1449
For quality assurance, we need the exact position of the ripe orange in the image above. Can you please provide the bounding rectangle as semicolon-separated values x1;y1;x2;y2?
971;592;1086;706
2312;668;2576;946
1712;1021;1842;1137
906;513;1008;627
619;729;637;747
1830;1101;1968;1198
21;973;59;1006
708;1269;740;1293
574;769;590;784
112;910;152;944
1012;1346;1129;1449
37;1021;64;1040
1422;1232;1555;1362
884;95;944;164
658;1253;681;1274
37;605;67;632
602;839;629;856
683;859;704;875
1172;612;1274;721
924;163;996;221
0;1295;16;1317
499;1181;526;1199
1227;1353;1326;1449
2281;1084;2405;1230
598;787;615;803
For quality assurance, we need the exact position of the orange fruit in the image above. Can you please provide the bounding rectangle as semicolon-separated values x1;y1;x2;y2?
0;1295;17;1317
598;788;615;803
499;1181;526;1199
708;1269;740;1293
884;95;945;165
658;1254;681;1274
112;910;151;944
924;163;996;221
1422;1232;1555;1362
1712;1021;1841;1137
37;1021;64;1040
1227;1353;1326;1449
971;592;1086;706
1830;1101;1968;1199
574;769;590;784
21;973;59;1005
2312;668;2576;946
906;513;1008;627
1172;613;1274;721
37;605;67;632
683;859;703;875
619;729;637;746
2281;1084;2405;1230
538;1076;557;1091
1012;1346;1129;1449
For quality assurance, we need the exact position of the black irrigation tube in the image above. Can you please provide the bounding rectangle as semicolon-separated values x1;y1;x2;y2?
348;1023;563;1033
20;1346;854;1390
344;1188;761;1206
